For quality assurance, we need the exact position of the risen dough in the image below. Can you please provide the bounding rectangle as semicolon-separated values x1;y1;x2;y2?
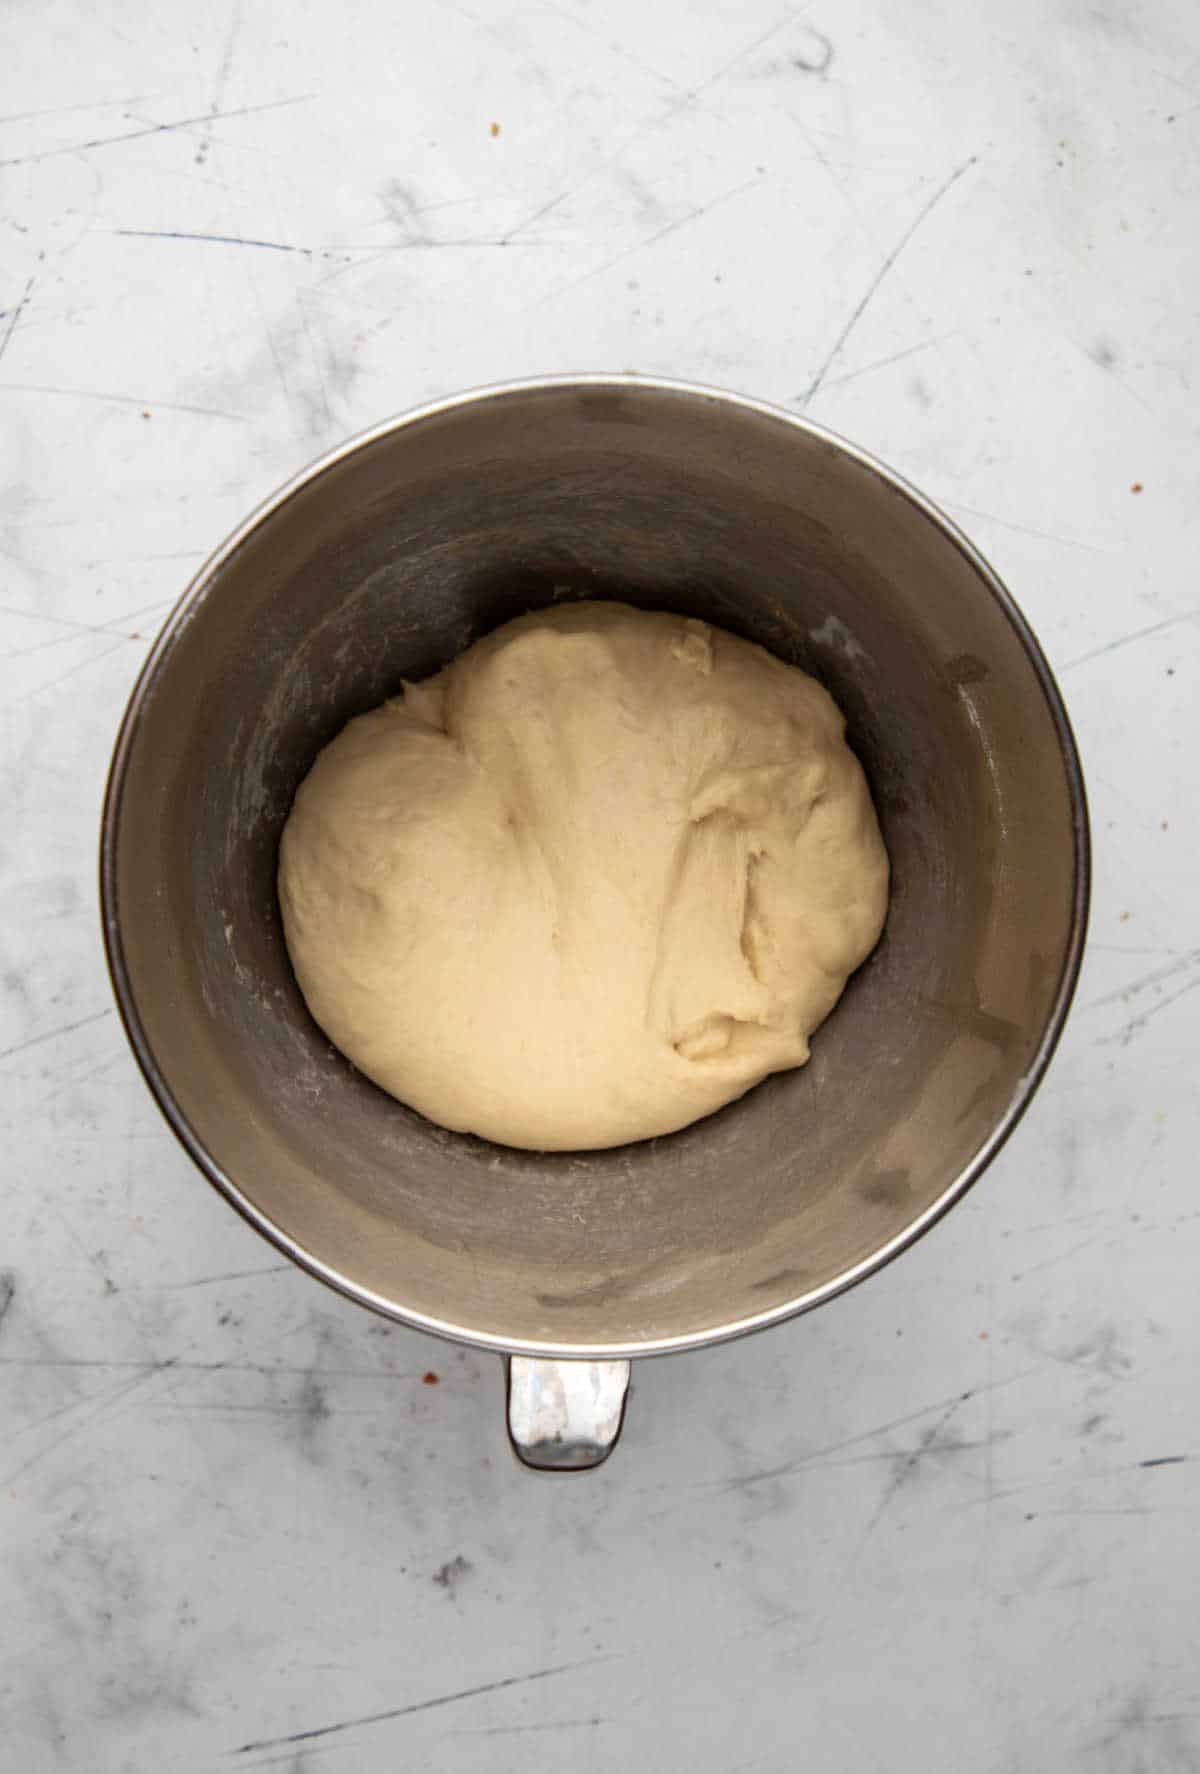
279;602;889;1150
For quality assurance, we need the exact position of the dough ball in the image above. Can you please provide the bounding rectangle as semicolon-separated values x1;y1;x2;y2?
278;602;889;1150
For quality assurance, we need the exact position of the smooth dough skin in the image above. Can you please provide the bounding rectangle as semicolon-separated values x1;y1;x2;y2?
278;602;890;1151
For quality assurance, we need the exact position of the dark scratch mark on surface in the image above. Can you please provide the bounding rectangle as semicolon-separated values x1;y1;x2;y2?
296;1372;330;1459
967;1446;1196;1510
812;333;955;395
1009;1237;1103;1283
744;1432;1004;1484
196;0;245;167
537;179;757;305
502;181;585;247
751;26;835;82
130;1265;292;1291
0;1270;14;1332
1061;1321;1133;1379
1140;1454;1187;1468
692;14;808;104
792;26;834;75
0;95;313;169
866;1397;971;1522
801;157;976;406
112;228;314;256
380;179;433;244
0;597;175;657
4;627;136;663
13;637;130;705
531;0;686;92
1089;1685;1197;1759
292;289;334;436
0;1008;113;1064
433;1554;473;1594
1;1361;175;1488
1074;335;1152;412
1084;948;1200;1013
745;1392;992;1657
230;1656;616;1755
503;12;791;246
939;498;1103;553
1059;609;1198;672
0;1355;457;1380
1105;974;1200;1047
718;1373;1032;1494
0;382;245;420
0;276;36;372
13;1375;140;1441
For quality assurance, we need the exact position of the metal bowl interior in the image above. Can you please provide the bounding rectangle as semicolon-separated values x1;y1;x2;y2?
101;378;1088;1357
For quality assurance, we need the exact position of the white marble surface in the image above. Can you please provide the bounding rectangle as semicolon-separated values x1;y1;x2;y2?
2;3;1197;1768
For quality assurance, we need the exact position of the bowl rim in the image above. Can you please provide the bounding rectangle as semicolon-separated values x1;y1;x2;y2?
99;373;1092;1361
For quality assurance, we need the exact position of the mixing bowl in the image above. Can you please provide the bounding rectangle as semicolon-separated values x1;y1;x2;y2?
101;378;1089;1468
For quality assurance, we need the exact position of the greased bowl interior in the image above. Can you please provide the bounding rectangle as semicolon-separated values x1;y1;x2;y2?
102;379;1088;1356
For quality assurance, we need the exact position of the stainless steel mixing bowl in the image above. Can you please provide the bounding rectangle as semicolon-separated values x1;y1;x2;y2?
101;377;1089;1468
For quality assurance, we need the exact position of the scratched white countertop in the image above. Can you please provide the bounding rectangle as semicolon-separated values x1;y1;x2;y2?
2;3;1197;1769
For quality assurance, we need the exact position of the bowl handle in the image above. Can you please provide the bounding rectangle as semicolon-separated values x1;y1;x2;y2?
506;1356;631;1471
